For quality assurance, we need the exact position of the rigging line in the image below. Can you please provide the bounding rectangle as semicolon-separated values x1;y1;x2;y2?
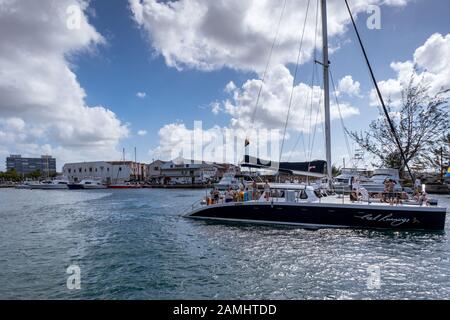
329;68;353;166
344;0;415;181
248;0;288;141
279;0;312;162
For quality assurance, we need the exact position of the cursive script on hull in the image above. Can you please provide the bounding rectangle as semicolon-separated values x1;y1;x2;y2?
354;213;414;227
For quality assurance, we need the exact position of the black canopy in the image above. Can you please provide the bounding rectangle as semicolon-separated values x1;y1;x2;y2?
242;156;327;176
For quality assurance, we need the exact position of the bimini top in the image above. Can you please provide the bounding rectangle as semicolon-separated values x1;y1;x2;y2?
242;156;327;178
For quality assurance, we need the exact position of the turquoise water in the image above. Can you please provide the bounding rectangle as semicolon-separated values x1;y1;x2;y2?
0;188;449;299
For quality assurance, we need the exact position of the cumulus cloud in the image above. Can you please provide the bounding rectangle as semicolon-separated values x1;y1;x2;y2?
338;75;361;97
222;64;359;133
151;65;360;163
0;0;129;170
370;33;450;108
150;122;282;164
130;0;410;163
136;91;147;98
129;0;410;72
137;130;148;136
210;102;222;115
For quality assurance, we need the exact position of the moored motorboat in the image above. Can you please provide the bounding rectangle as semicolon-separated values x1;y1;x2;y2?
68;179;107;190
30;179;69;190
107;182;142;189
333;168;403;194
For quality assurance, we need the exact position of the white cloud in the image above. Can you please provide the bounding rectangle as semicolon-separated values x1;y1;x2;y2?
338;75;361;97
224;81;237;93
0;0;129;170
370;33;450;108
149;122;282;164
131;0;409;163
137;130;148;136
136;91;147;98
130;0;410;72
210;102;222;115
222;64;359;133
150;65;360;163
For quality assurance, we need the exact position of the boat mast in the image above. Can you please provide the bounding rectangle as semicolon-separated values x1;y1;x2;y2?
321;0;332;187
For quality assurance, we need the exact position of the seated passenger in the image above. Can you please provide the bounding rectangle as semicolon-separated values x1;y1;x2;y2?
418;192;429;206
350;188;358;202
210;188;220;204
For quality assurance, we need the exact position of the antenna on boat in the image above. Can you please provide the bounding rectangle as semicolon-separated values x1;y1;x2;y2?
321;0;333;187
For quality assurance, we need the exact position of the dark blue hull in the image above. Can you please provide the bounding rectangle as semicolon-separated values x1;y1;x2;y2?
67;184;83;190
186;202;447;231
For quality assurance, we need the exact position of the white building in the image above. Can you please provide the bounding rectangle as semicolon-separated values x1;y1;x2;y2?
62;161;148;184
147;160;167;183
159;158;219;185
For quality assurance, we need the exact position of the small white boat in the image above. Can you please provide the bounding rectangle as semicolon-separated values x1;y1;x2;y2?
68;179;106;190
30;179;69;190
333;168;402;194
15;181;35;189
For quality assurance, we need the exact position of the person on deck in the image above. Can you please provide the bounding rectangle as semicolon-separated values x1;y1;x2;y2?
211;187;220;204
387;179;397;205
350;177;361;202
225;187;234;203
264;181;271;201
414;178;422;196
252;181;258;201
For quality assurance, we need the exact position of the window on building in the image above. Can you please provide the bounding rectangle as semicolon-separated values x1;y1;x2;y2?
79;168;82;173
95;168;98;172
119;167;122;171
89;168;93;172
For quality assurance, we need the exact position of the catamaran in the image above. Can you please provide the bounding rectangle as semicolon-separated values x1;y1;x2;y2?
184;0;447;231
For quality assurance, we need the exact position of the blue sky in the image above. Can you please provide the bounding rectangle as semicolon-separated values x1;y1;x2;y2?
76;0;449;165
0;0;449;170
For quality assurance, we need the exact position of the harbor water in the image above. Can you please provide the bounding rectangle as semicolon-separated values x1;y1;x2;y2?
0;188;449;299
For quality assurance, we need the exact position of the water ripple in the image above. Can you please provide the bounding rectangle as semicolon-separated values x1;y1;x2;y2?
0;189;449;299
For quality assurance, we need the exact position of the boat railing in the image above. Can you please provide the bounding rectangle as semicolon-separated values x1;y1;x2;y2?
180;199;205;216
332;185;428;206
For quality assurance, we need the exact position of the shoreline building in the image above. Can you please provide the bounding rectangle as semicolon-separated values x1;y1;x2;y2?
158;158;227;185
147;160;167;184
62;161;148;184
6;155;56;176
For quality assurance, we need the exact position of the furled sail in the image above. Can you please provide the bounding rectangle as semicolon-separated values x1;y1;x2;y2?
242;156;327;178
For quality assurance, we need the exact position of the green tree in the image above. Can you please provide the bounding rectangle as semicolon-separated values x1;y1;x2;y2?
349;76;449;178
